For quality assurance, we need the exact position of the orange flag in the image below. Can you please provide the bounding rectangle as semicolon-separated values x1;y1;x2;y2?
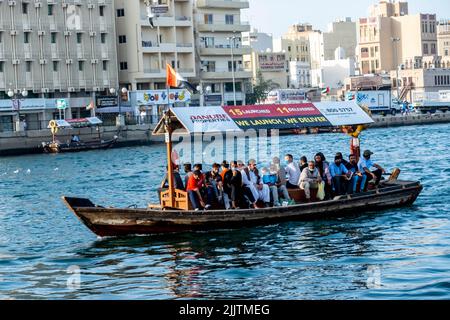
166;63;177;88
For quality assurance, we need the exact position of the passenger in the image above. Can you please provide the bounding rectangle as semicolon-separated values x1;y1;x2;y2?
345;154;367;194
271;157;292;203
183;163;193;190
329;156;350;196
220;161;230;181
315;153;332;199
335;152;350;168
262;166;290;207
299;161;322;202
161;165;184;190
284;154;301;189
358;150;386;191
186;170;206;211
204;163;222;209
237;160;259;208
220;161;233;209
299;156;308;173
248;159;271;207
230;161;245;209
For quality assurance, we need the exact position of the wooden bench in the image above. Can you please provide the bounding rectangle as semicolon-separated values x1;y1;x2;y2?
288;188;318;203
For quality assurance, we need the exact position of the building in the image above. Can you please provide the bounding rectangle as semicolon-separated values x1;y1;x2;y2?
323;18;357;61
289;61;311;88
194;0;252;106
357;1;437;75
114;0;196;91
0;0;118;131
438;20;450;56
311;47;356;91
244;51;287;89
242;28;273;53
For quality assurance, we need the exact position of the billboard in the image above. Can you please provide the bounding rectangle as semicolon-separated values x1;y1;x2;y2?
258;53;286;71
136;89;191;106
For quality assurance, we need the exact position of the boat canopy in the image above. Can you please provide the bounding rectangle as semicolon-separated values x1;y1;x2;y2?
48;117;103;129
153;102;374;135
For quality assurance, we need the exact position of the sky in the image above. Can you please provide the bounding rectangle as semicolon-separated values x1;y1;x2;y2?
243;0;450;37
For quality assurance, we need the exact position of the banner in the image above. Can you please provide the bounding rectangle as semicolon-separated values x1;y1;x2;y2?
168;102;374;134
136;89;191;106
96;96;118;108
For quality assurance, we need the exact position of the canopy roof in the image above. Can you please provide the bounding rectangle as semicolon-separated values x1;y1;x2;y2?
153;102;374;135
48;117;103;129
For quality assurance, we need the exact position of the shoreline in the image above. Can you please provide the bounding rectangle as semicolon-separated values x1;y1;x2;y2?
1;113;449;156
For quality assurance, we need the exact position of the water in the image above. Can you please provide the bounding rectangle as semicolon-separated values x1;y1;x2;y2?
0;123;449;300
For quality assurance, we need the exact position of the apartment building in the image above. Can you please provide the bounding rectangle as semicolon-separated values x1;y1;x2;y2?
438;20;450;57
323;18;357;61
194;0;252;106
244;51;287;89
242;28;273;53
357;1;437;74
115;0;196;91
0;0;118;131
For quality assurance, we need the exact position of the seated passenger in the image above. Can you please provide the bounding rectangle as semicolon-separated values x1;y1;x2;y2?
220;161;233;209
284;154;301;189
230;161;247;209
315;153;332;199
299;156;308;173
248;159;271;207
358;150;386;191
204;163;222;209
186;170;206;211
161;165;185;190
345;154;367;194
262;166;290;207
183;163;193;190
329;156;350;196
237;161;259;208
299;161;323;202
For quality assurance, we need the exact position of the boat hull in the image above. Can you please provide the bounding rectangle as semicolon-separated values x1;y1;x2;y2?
63;180;422;237
43;138;117;154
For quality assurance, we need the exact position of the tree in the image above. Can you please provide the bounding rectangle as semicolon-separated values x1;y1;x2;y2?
247;71;280;104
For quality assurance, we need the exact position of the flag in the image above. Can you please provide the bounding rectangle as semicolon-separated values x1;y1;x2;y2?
166;63;197;93
86;101;95;111
321;87;330;95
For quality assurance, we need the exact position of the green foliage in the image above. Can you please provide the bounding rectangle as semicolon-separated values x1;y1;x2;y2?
248;71;280;104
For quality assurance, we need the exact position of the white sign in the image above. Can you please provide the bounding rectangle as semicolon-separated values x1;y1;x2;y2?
56;99;68;110
314;101;374;127
172;107;241;134
136;89;191;106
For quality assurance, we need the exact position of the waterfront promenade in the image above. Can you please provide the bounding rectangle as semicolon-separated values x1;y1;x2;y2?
1;112;449;155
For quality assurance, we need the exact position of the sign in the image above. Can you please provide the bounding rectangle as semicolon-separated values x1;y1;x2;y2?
12;100;21;111
136;89;191;106
258;53;286;71
266;89;307;104
167;102;374;134
96;96;118;108
56;99;68;110
151;5;169;14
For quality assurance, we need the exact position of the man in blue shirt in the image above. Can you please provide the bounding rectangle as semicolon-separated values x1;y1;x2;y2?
329;156;350;196
345;154;367;194
358;150;386;191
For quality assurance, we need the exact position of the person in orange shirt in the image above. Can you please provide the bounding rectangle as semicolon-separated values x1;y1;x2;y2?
186;171;206;211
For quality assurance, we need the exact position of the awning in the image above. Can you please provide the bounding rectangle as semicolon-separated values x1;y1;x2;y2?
153;102;374;135
48;117;103;129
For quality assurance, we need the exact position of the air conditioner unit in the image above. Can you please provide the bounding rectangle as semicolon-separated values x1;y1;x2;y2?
41;88;50;93
64;31;72;36
12;59;20;65
68;87;76;92
61;3;68;8
10;30;18;36
39;59;48;65
8;0;16;6
93;87;100;92
66;59;73;64
38;30;45;36
34;2;42;8
87;4;95;9
91;59;98;64
89;31;97;37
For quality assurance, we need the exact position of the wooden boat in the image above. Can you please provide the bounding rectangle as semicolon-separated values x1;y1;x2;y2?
62;180;422;237
43;137;118;153
62;103;423;237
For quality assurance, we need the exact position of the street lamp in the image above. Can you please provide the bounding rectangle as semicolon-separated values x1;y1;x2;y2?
391;37;401;101
8;88;28;132
196;85;212;107
227;35;238;106
110;87;128;126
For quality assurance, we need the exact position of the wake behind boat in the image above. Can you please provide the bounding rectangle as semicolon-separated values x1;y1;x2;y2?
62;103;423;237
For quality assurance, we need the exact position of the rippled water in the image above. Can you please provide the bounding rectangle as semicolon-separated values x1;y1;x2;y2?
0;123;449;300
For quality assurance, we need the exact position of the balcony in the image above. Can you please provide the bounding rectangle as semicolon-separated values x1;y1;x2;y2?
199;45;251;56
201;68;252;80
197;21;250;33
196;0;249;9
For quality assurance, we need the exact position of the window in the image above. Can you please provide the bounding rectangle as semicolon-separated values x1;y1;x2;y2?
225;82;242;92
0;61;4;73
202;37;214;48
77;33;82;44
102;61;108;71
24;32;30;44
99;5;105;17
51;32;57;44
53;61;59;72
117;9;125;17
204;14;213;24
120;62;128;70
118;35;127;44
26;61;32;73
78;61;84;72
48;4;54;16
423;43;429;55
228;61;237;72
0;32;2;43
431;43;436;55
22;3;28;14
201;61;215;72
225;15;234;25
101;33;107;44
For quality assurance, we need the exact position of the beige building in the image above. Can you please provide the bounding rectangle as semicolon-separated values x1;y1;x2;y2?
115;0;196;91
323;18;357;61
0;0;118;131
244;51;287;89
357;1;437;75
194;0;252;106
438;20;450;57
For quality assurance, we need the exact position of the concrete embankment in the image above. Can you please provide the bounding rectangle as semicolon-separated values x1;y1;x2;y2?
369;112;450;128
0;125;153;156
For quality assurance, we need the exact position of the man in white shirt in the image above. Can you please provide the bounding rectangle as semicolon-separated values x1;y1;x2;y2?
248;159;271;206
284;154;301;189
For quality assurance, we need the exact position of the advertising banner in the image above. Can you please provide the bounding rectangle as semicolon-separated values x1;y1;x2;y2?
96;96;118;108
136;89;191;106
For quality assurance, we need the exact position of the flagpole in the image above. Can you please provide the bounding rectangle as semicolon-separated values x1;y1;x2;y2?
165;63;175;208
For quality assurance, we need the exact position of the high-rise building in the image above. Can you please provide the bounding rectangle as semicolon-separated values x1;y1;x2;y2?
357;1;437;75
438;20;450;57
242;28;273;53
114;0;196;91
194;0;252;106
0;0;118;131
323;18;357;61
